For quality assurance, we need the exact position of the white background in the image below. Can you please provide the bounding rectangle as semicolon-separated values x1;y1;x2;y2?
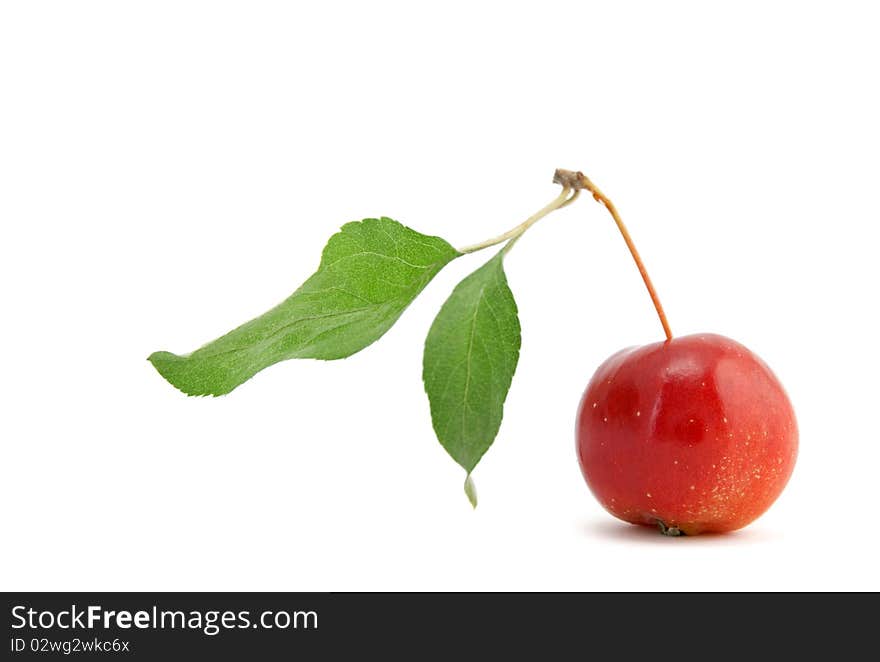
2;1;878;591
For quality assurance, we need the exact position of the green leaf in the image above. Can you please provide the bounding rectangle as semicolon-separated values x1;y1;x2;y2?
150;217;460;396
422;250;521;496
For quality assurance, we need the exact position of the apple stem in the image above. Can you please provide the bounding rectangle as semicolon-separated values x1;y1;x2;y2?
554;169;673;342
459;169;673;342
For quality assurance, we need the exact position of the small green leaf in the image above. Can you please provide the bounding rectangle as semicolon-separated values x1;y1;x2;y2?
150;217;460;396
422;250;521;489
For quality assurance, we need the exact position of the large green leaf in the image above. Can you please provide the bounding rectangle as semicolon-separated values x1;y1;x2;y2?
422;250;521;503
150;217;460;396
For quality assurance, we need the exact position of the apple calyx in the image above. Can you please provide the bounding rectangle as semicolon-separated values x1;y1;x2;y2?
656;519;684;537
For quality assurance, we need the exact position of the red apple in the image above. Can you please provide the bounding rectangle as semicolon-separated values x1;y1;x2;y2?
576;333;797;535
555;170;799;535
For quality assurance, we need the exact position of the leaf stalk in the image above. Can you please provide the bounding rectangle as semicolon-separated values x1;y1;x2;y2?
457;186;575;255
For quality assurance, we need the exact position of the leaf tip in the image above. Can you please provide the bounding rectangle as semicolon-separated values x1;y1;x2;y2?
147;350;173;373
148;350;222;397
147;350;166;364
464;474;478;509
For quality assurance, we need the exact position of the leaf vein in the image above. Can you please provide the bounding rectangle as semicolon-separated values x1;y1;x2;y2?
323;251;433;271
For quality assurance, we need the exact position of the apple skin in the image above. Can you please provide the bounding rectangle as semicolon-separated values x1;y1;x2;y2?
576;333;797;535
